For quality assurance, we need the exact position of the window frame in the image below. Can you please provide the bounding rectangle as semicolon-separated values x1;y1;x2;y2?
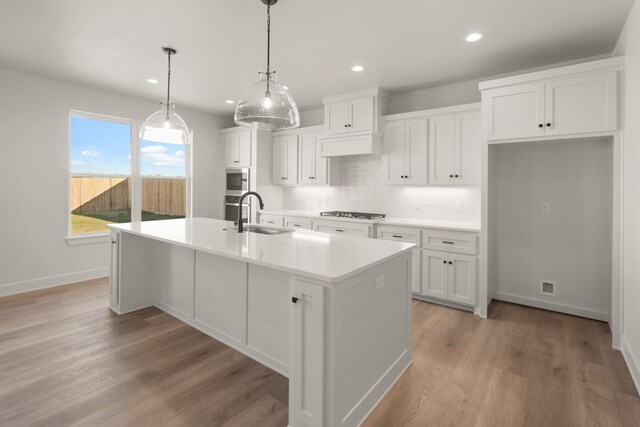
67;110;192;242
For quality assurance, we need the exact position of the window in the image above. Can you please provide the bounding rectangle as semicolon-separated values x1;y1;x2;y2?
69;111;190;236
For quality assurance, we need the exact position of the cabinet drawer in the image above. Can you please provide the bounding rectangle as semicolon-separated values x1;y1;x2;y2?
284;216;312;230
421;229;477;255
259;214;284;227
376;226;420;245
314;219;371;238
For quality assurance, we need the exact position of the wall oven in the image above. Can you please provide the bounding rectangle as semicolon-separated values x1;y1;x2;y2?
225;168;249;196
224;195;251;223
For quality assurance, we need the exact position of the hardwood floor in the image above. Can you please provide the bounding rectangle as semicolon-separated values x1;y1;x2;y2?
0;279;638;426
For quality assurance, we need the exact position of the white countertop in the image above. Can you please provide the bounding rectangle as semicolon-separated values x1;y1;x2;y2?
259;210;481;231
109;218;414;284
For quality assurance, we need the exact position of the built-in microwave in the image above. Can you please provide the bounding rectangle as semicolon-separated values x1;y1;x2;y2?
226;168;249;195
224;195;251;224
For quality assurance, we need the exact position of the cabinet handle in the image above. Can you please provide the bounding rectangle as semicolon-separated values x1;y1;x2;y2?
546;123;552;127
392;235;403;238
293;224;301;227
234;160;239;163
335;229;344;232
348;124;352;127
292;297;299;304
449;261;453;265
344;124;348;128
443;260;447;264
455;174;459;178
111;239;117;245
442;241;454;244
538;124;543;128
449;174;453;178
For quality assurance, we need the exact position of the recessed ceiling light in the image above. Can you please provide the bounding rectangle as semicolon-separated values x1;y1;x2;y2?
352;65;364;72
225;100;235;104
146;78;159;84
465;33;483;42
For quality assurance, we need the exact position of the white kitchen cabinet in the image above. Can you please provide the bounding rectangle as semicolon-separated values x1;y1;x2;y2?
326;96;374;134
284;216;313;230
290;279;325;427
428;111;480;185
260;213;284;227
224;130;252;168
484;83;545;141
298;132;340;186
273;135;298;185
382;117;428;185
109;231;120;308
544;71;618;136
376;225;421;293
421;250;476;305
483;67;618;141
314;219;372;238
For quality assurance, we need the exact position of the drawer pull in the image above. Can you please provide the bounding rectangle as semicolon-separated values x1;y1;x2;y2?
442;241;454;245
335;229;344;232
392;235;403;238
292;224;301;227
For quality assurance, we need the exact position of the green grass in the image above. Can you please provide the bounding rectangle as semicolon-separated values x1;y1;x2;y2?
71;209;184;235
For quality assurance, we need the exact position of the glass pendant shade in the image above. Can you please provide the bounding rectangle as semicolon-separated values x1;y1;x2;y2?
234;72;300;130
140;103;191;145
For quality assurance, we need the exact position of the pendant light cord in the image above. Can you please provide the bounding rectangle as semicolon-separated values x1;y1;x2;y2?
265;4;271;95
166;51;172;119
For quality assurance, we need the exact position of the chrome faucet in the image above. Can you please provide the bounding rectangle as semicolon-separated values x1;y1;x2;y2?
237;191;264;233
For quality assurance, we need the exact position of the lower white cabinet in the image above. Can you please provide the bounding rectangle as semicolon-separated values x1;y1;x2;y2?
421;249;476;306
313;219;372;238
289;279;325;427
284;216;313;230
260;214;285;227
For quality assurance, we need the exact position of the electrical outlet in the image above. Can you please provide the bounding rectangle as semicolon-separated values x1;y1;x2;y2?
455;201;463;212
375;275;385;290
414;199;421;210
541;203;550;215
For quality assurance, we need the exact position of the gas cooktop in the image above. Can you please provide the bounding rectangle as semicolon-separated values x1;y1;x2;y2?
319;211;386;220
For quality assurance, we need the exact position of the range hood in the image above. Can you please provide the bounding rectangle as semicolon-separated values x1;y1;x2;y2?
318;131;382;157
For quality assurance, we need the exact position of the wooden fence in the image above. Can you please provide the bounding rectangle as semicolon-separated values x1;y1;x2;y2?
72;177;186;216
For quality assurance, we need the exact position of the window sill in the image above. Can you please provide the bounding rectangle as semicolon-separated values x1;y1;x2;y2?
65;234;111;246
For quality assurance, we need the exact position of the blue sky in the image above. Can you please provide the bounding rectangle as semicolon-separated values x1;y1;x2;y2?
70;115;186;177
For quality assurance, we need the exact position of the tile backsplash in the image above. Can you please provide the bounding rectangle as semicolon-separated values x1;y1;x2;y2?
284;155;480;222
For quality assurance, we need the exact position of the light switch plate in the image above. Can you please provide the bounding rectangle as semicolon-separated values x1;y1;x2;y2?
541;203;550;215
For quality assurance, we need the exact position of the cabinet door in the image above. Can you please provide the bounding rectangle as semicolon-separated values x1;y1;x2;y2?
272;136;287;185
428;115;455;185
545;71;617;136
485;83;545;141
404;118;428;185
313;133;329;185
382;120;406;185
224;133;240;167
349;96;375;132
299;133;316;185
411;249;421;293
455;112;481;185
327;101;350;134
109;231;120;308
237;131;252;167
421;250;447;299
286;135;299;185
290;280;325;427
447;253;477;305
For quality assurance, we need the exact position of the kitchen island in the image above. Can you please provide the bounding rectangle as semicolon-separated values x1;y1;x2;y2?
108;217;414;427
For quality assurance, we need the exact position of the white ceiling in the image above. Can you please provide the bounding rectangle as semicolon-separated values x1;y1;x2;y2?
0;0;634;116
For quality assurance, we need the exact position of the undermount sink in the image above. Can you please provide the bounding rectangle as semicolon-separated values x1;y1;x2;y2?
243;225;293;235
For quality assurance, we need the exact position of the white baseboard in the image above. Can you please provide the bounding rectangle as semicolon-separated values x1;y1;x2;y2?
621;335;640;396
491;291;609;322
0;267;109;297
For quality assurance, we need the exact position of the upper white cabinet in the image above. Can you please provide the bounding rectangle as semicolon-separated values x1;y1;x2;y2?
382;118;429;185
224;130;252;168
429;111;480;185
298;131;340;186
326;96;375;134
273;134;298;185
319;88;389;157
481;58;621;142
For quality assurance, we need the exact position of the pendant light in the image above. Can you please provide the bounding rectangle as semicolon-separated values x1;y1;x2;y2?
140;47;191;145
234;0;300;130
